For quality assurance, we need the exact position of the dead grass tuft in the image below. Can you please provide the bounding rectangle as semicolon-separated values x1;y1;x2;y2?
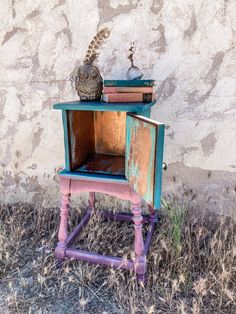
0;201;235;313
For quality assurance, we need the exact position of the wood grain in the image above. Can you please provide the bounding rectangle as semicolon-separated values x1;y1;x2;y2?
76;153;125;176
94;111;126;155
69;111;95;170
126;114;157;206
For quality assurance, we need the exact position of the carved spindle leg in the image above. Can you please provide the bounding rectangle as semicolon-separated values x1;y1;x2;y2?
131;202;146;283
55;178;71;267
58;193;70;245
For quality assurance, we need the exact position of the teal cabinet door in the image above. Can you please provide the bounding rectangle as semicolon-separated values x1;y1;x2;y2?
125;113;165;209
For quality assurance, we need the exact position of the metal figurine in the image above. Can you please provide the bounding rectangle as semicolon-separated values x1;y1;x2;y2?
70;28;110;101
126;42;143;80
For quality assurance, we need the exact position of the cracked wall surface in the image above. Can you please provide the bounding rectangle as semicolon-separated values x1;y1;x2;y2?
0;0;235;214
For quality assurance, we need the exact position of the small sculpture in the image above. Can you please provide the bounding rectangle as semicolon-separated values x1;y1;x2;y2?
126;42;143;80
70;28;110;100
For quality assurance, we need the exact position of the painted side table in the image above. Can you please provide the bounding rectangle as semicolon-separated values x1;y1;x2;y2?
53;100;165;283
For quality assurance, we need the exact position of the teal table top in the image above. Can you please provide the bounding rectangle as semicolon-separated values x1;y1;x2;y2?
53;100;156;112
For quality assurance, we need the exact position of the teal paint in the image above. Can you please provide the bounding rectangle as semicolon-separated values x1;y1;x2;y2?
125;114;132;179
55;101;164;207
77;163;125;176
104;80;155;87
126;114;165;208
126;115;156;205
146;125;156;203
60;169;127;183
67;111;77;171
53;100;156;112
77;168;123;175
141;108;151;118
154;124;165;209
62;110;71;171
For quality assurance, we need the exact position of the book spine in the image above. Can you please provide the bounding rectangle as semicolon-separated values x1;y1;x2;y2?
103;86;153;93
104;80;155;87
102;93;154;103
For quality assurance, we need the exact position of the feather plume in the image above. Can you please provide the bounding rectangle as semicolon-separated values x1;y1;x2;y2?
84;27;110;64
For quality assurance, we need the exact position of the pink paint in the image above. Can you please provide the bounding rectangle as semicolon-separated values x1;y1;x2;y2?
55;176;158;283
57;178;70;247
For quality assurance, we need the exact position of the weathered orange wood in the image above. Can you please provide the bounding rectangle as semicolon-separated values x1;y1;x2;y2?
69;110;95;170
94;111;126;155
126;114;165;208
76;154;125;175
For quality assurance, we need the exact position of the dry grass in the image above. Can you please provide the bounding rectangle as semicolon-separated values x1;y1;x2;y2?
0;200;235;313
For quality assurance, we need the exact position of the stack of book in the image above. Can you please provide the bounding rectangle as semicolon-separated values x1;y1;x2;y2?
101;80;155;103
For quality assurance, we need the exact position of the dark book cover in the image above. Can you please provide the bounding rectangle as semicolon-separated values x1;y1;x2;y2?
104;80;155;87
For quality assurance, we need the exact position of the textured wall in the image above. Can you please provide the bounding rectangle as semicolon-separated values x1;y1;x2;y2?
0;0;235;213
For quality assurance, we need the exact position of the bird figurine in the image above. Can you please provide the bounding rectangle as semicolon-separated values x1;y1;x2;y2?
70;27;110;100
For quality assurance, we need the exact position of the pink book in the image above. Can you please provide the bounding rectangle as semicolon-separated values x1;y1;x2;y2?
103;86;153;94
101;93;154;103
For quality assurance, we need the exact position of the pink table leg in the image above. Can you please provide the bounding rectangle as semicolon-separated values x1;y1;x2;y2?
55;178;71;264
54;176;157;283
131;201;146;283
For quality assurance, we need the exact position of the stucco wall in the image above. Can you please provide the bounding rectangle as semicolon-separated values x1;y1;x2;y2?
0;0;235;213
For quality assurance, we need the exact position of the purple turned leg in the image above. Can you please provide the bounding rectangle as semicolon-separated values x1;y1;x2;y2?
55;178;71;266
65;192;95;247
144;205;157;256
131;202;146;283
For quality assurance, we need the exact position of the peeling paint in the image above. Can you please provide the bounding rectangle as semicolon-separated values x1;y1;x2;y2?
184;10;197;38
32;128;43;154
26;9;40;19
158;74;176;100
204;52;225;84
53;0;66;9
21;177;42;193
98;0;140;23
2;173;16;187
163;162;236;215
0;0;235;212
12;0;16;18
150;0;163;15
1;27;27;45
201;133;217;156
149;24;167;53
55;27;72;47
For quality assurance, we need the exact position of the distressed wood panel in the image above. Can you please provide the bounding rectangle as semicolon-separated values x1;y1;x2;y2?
69;111;95;170
76;153;125;176
126;114;165;208
94;111;126;155
62;110;71;171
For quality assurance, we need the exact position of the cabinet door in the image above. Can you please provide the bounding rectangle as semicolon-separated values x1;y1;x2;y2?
125;113;165;209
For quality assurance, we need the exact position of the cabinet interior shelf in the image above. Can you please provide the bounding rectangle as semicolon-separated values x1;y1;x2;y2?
75;153;125;176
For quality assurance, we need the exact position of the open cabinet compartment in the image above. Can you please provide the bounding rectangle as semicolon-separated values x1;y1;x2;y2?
64;109;165;209
66;110;126;176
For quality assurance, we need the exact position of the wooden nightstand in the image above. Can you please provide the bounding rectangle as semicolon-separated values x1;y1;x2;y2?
53;100;165;283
